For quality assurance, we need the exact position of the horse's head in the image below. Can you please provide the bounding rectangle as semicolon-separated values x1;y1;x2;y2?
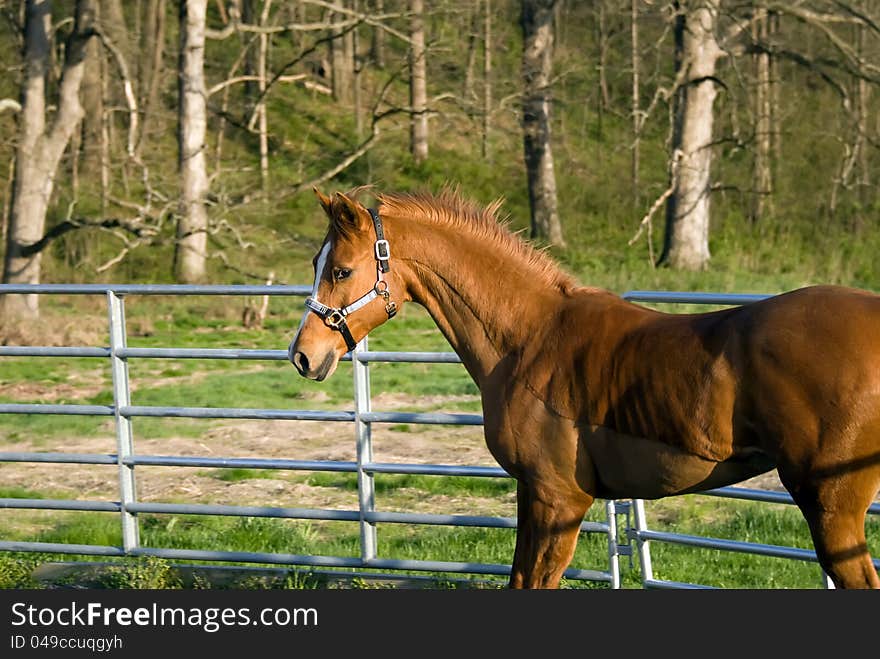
288;189;403;381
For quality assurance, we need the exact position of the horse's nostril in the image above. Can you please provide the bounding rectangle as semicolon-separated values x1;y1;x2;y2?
292;351;310;375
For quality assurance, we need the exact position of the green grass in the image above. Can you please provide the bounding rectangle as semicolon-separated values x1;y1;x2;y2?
1;282;878;590
0;487;45;499
206;468;281;483
0;302;479;443
299;472;514;498
643;497;880;589
1;480;877;589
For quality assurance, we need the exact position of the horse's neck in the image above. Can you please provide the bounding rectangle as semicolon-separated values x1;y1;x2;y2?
393;220;565;387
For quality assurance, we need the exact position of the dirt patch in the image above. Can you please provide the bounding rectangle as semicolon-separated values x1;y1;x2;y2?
0;387;808;533
0;309;108;347
0;414;507;521
0;415;795;545
128;363;269;394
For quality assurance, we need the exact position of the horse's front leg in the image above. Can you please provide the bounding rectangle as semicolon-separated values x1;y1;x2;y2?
509;479;594;589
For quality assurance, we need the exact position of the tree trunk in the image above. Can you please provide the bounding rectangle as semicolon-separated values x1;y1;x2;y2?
596;0;610;113
464;2;479;102
80;6;103;178
521;0;564;247
353;0;364;138
2;158;14;247
370;0;385;68
2;0;96;319
659;0;720;270
100;0;128;57
630;0;640;204
138;0;166;154
830;11;872;223
769;10;781;165
257;0;272;199
330;3;353;105
854;12;870;207
750;6;772;222
98;0;128;169
409;0;428;164
175;0;209;284
482;0;492;159
242;0;259;98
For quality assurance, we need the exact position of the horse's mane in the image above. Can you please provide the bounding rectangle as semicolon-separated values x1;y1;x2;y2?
375;188;577;294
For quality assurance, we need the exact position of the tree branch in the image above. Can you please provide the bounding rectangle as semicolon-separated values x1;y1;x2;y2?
93;25;138;157
628;149;683;263
18;215;158;258
0;99;20;114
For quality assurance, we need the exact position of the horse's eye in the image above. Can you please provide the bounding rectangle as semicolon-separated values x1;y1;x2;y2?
333;268;352;281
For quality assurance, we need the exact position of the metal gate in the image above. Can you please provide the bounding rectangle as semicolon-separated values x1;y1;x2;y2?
0;284;877;588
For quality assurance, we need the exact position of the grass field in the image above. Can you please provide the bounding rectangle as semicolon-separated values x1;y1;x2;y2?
1;289;879;590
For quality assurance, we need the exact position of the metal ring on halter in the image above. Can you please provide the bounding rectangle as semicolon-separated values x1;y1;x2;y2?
324;310;345;329
374;280;389;295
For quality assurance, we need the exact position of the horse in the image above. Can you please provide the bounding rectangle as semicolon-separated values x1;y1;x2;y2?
287;187;880;589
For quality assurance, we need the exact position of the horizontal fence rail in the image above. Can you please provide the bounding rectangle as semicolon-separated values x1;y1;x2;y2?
0;284;619;587
622;290;880;589
0;284;876;589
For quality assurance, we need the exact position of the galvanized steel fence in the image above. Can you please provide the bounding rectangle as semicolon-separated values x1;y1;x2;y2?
0;284;877;588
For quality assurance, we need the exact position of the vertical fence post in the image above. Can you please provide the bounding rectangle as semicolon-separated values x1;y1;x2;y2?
353;336;377;564
106;291;140;552
631;498;653;587
605;500;622;588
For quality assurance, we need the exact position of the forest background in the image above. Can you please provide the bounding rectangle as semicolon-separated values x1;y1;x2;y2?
0;0;878;322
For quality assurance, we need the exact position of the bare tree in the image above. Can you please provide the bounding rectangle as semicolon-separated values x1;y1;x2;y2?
649;0;879;268
482;0;492;159
659;0;722;270
241;0;260;97
330;1;354;105
175;0;209;283
829;1;873;219
631;0;640;203
750;5;773;223
2;0;96;319
596;0;611;114
521;0;564;247
464;2;480;101
409;0;428;163
138;0;167;154
79;9;105;205
257;0;273;198
370;0;386;68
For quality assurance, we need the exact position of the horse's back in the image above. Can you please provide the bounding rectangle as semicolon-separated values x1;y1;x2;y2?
521;284;880;470
739;285;880;408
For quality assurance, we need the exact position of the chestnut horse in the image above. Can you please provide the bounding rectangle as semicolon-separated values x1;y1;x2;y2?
288;188;880;589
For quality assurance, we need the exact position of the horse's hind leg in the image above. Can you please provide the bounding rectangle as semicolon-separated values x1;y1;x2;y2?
800;505;879;588
780;467;880;589
509;480;593;589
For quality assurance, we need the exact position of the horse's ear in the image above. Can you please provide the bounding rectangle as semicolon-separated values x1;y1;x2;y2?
314;187;333;218
330;191;370;235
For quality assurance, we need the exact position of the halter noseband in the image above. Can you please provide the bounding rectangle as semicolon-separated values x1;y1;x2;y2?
304;208;397;352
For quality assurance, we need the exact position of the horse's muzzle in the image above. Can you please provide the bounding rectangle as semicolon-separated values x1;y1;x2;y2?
289;343;336;381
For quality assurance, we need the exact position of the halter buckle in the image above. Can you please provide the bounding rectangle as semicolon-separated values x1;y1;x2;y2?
375;239;390;261
324;310;345;329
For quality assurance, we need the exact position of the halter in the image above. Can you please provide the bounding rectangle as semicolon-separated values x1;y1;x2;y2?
304;208;397;352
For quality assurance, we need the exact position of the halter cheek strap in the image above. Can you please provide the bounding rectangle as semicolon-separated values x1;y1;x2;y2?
304;208;397;352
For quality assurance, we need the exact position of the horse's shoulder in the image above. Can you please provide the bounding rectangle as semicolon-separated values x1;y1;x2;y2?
514;290;652;418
